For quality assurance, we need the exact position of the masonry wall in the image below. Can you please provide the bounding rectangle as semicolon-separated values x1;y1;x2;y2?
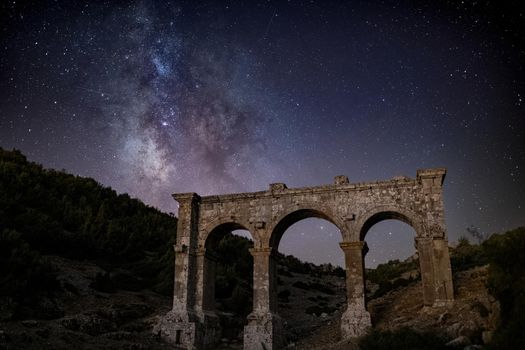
197;168;447;247
159;168;454;350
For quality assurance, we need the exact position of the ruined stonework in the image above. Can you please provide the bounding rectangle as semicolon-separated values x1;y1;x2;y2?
156;168;454;349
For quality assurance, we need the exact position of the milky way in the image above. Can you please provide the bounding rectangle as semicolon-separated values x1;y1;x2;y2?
1;1;524;267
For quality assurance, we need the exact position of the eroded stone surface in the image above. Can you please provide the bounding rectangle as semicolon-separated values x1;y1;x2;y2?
244;312;284;350
158;168;454;349
341;307;371;339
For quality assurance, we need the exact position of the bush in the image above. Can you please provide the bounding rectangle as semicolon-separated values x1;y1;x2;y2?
450;237;488;271
292;281;310;290
0;229;59;319
0;147;176;307
213;233;254;317
278;289;291;302
359;328;448;350
366;259;419;286
371;275;418;299
90;272;116;293
305;305;336;316
483;227;525;349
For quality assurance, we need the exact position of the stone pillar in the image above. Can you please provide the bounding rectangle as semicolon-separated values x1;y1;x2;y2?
155;193;201;349
244;247;283;350
415;237;454;306
194;248;221;348
195;248;216;313
339;241;371;339
432;237;454;304
415;237;436;306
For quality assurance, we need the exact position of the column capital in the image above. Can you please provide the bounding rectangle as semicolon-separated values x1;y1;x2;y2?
249;246;276;257
414;236;433;244
172;192;201;204
196;247;219;261
339;241;366;251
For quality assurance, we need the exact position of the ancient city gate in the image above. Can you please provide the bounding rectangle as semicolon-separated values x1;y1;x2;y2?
156;168;454;349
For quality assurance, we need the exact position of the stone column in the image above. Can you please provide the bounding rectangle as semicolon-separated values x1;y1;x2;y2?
195;248;216;313
415;237;435;306
415;237;455;306
193;248;221;348
416;168;454;306
155;193;200;349
244;247;283;350
432;237;454;304
340;241;371;339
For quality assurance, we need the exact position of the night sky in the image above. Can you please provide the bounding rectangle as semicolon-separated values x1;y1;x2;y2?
1;1;524;267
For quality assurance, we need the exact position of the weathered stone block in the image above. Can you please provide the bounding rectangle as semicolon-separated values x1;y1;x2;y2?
244;312;283;350
341;307;371;338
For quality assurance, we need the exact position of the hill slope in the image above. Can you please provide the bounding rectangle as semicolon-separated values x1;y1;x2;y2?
1;148;524;349
0;148;177;319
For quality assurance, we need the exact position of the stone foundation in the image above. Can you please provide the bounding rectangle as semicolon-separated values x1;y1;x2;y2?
341;306;372;338
154;310;198;349
154;310;221;349
243;312;283;350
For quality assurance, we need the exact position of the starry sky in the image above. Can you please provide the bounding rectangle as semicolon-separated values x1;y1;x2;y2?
1;0;524;268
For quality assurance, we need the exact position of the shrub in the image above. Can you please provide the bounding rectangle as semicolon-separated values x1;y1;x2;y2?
278;289;291;302
359;328;448;350
0;228;59;319
0;147;177;303
90;272;116;293
213;233;254;318
450;237;488;271
483;227;525;349
366;258;418;287
371;275;418;299
292;281;310;290
305;305;336;316
309;282;335;295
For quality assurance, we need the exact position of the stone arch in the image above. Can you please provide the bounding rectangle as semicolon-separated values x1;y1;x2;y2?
192;219;255;348
201;219;255;250
160;169;454;350
268;208;347;248
265;208;349;344
356;205;427;241
356;205;450;307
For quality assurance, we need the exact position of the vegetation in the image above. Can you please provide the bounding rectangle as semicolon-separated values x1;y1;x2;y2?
362;228;525;348
367;258;418;285
0;148;176;319
276;253;345;277
305;305;336;316
214;233;254;317
2;148;524;348
359;328;448;350
483;227;525;349
450;236;488;272
366;258;420;299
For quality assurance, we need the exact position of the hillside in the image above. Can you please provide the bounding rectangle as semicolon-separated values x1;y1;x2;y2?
1;148;524;349
0;148;344;348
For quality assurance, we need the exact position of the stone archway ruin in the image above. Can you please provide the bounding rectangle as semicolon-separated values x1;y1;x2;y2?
156;168;454;349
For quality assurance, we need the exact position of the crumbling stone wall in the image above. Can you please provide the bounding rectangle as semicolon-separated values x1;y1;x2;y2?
155;168;454;349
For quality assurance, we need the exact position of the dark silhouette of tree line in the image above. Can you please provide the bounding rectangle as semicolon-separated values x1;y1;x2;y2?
0;148;176;318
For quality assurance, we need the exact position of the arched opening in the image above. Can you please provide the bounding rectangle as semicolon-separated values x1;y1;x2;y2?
270;210;347;345
364;220;417;268
204;223;254;342
360;212;422;325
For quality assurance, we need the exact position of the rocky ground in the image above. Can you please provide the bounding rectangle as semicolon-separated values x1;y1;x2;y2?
0;256;173;350
0;256;499;350
289;265;499;350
